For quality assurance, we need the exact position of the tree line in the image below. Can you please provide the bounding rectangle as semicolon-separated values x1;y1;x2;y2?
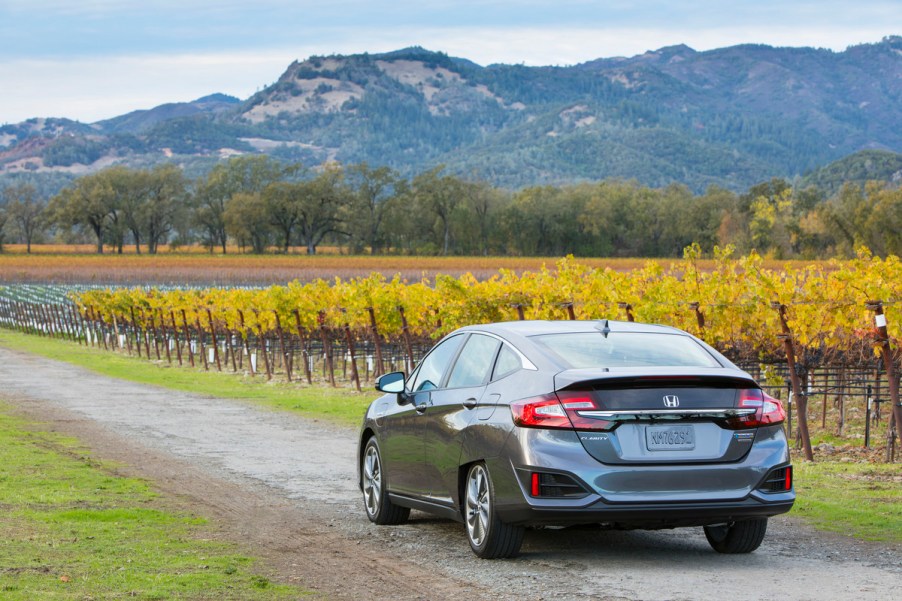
1;156;900;258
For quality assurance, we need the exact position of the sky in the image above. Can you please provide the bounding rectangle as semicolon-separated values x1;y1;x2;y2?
1;1;899;124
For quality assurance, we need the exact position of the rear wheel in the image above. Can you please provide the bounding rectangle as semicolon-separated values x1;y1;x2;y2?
362;438;409;525
464;463;524;559
704;518;768;553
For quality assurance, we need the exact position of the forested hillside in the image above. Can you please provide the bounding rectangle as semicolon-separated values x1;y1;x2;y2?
1;37;900;195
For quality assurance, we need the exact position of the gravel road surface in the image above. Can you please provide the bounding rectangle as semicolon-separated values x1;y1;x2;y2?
1;345;898;601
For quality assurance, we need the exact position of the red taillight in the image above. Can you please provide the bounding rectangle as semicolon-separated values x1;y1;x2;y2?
724;389;787;429
510;392;613;431
511;395;572;429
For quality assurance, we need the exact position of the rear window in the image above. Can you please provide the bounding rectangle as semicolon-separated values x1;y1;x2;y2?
531;332;720;369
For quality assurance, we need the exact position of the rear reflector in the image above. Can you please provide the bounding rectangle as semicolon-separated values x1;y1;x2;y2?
529;472;589;498
759;466;793;493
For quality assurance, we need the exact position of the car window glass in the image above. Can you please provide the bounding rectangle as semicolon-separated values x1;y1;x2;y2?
447;334;501;389
492;344;522;380
411;334;465;392
532;332;720;368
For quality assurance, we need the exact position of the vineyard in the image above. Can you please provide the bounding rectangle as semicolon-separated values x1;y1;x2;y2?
0;246;899;462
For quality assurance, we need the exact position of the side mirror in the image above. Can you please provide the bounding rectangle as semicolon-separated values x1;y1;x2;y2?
375;371;406;394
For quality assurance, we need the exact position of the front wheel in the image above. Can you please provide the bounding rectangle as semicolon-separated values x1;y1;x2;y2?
362;438;409;525
704;518;768;553
464;463;524;559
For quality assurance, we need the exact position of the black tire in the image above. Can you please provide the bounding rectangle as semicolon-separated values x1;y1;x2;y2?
361;438;410;525
464;463;524;559
704;518;768;553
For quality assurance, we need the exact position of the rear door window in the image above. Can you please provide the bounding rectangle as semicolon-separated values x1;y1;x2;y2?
446;334;501;388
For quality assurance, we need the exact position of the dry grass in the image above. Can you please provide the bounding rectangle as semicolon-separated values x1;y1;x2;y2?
0;246;832;285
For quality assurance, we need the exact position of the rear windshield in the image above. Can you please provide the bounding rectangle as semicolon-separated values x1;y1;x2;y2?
531;332;721;369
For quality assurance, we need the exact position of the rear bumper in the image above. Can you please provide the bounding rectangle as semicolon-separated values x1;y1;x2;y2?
498;494;794;528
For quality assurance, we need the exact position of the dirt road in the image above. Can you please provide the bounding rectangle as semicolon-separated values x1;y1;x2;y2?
2;345;898;601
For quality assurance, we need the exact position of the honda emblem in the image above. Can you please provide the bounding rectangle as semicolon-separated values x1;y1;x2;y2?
663;395;680;408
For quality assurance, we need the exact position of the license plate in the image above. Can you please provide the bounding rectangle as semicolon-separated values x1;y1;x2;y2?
646;425;695;451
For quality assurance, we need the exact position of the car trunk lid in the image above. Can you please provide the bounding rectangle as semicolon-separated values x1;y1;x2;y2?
554;368;760;465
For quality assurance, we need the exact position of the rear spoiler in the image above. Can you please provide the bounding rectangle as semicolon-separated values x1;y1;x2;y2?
553;367;757;391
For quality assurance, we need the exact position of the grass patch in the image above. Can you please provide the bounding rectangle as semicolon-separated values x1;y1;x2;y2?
791;461;901;543
0;405;307;600
0;330;369;428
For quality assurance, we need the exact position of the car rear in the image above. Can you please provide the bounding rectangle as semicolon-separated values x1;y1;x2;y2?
493;323;794;531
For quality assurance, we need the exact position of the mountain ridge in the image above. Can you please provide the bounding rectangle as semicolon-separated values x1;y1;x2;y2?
1;37;900;194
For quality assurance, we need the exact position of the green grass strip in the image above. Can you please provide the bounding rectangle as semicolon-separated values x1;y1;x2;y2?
0;330;369;428
792;461;901;543
0;404;307;600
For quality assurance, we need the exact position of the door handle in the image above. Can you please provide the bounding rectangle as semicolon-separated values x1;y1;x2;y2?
462;398;478;409
415;402;428;414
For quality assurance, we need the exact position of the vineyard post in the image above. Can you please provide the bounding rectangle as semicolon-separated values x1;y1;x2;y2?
772;302;814;461
74;304;88;345
866;301;900;462
36;303;46;337
21;301;33;335
29;303;38;335
46;304;58;338
618;302;635;322
147;310;161;360
238;310;254;376
512;303;525;321
158;309;172;364
689;302;705;333
786;382;793;438
74;305;86;344
24;302;36;336
225;323;238;373
54;305;66;340
26;303;36;336
41;304;53;337
343;321;361;392
206;308;222;372
318;310;336;387
292;309;313;385
253;310;272;380
562;302;577;320
94;306;109;349
398;306;415;374
194;316;209;371
25;303;37;336
123;314;133;355
139;310;152;358
180;309;194;367
274;311;292;382
110;313;120;350
13;301;25;334
63;305;76;342
36;304;48;337
68;305;77;344
129;306;142;357
169;310;182;365
366;307;384;378
51;305;66;340
865;384;873;448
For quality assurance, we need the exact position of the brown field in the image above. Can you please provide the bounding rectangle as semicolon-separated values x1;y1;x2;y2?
0;244;831;285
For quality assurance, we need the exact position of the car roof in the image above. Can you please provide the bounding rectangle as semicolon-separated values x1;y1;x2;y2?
456;319;684;337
